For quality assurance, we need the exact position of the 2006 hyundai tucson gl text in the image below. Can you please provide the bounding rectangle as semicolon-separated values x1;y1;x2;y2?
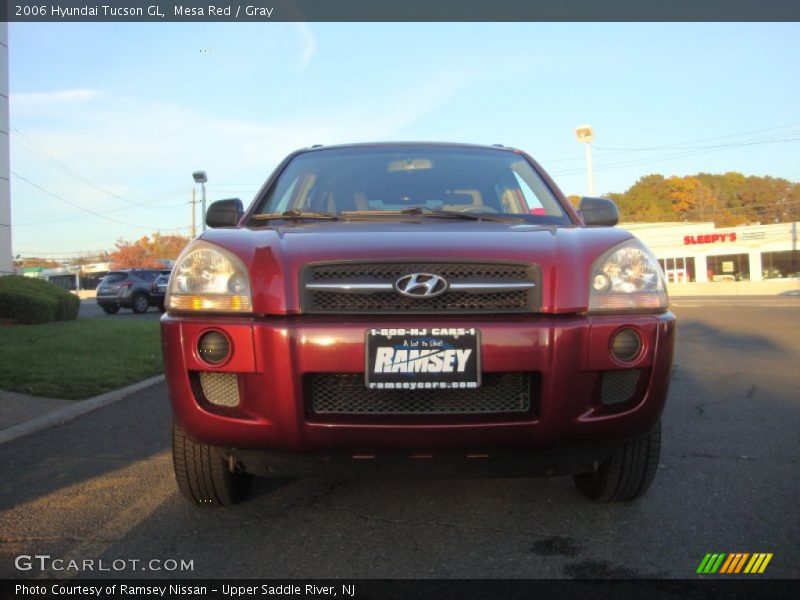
161;142;675;506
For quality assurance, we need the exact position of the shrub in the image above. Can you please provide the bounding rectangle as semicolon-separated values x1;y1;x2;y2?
0;275;80;324
0;289;57;324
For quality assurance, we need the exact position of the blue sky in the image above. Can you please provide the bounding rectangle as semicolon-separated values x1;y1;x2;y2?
9;22;800;258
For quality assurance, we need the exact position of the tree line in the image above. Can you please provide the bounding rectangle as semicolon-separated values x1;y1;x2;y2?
603;172;800;226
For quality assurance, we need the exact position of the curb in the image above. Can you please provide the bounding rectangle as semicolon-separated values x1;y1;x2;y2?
0;375;165;445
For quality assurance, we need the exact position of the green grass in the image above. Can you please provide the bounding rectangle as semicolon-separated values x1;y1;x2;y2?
0;319;163;400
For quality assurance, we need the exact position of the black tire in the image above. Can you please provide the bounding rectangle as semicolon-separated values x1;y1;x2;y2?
101;304;120;315
172;421;253;506
131;293;149;314
573;421;661;503
158;303;166;313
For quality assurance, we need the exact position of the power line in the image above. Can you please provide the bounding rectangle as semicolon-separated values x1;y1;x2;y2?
593;124;800;153
542;121;800;165
14;249;110;256
551;137;800;177
10;126;152;208
10;183;191;226
594;133;800;154
11;171;191;232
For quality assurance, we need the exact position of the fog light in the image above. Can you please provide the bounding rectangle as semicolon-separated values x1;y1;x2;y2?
610;328;641;362
197;330;231;365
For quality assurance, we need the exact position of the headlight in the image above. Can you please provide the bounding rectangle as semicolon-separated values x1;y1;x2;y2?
589;239;668;312
167;241;252;313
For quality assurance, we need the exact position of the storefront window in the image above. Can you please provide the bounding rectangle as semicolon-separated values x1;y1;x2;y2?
707;254;750;282
762;251;800;279
658;257;696;283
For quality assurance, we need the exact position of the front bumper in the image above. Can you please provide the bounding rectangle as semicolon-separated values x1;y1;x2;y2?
161;312;675;455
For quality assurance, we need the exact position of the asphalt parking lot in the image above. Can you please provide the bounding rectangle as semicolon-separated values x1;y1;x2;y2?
1;297;798;579
79;299;162;320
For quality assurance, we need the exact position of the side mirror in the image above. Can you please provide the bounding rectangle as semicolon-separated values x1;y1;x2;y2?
206;198;243;228
579;197;619;227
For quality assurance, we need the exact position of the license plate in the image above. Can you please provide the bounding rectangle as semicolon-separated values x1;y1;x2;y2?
365;328;481;390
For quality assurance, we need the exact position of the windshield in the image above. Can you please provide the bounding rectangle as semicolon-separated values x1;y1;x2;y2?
252;146;572;225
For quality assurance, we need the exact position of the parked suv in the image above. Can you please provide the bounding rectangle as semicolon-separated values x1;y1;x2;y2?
151;271;172;312
162;142;675;506
96;269;168;314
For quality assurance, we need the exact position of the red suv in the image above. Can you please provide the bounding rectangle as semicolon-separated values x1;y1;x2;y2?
161;143;675;506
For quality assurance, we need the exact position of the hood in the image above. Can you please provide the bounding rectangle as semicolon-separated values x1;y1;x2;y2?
200;221;635;314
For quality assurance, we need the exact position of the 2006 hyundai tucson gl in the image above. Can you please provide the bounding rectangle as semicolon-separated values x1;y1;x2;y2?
161;142;675;506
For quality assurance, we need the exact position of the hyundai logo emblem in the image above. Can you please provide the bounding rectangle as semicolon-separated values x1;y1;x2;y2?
395;273;448;298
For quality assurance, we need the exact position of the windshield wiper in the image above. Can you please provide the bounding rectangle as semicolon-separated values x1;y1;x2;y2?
338;207;522;222
250;209;340;223
397;206;525;222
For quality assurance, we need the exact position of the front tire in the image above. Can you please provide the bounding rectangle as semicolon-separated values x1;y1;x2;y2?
100;304;119;315
172;422;252;506
573;421;661;503
131;293;149;314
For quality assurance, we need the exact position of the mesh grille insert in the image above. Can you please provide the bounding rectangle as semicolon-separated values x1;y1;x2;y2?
199;372;240;407
311;263;531;281
600;369;641;405
307;372;535;416
311;290;529;312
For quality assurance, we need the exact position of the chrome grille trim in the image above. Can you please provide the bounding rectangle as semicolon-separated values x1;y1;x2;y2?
305;281;537;293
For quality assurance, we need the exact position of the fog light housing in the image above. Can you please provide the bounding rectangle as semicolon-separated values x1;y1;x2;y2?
610;328;641;362
197;330;231;365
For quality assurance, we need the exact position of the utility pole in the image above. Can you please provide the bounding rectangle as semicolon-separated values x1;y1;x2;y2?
192;171;208;231
574;125;596;196
190;187;197;238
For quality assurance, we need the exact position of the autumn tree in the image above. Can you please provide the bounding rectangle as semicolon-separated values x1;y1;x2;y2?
611;174;674;222
666;176;717;221
108;233;190;270
611;172;800;226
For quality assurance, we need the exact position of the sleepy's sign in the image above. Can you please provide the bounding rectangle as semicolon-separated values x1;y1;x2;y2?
684;233;737;245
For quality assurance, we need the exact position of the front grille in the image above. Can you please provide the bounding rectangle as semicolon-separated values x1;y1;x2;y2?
306;372;536;416
301;261;540;314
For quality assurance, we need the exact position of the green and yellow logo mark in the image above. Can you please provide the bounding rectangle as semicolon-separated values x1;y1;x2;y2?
696;553;773;574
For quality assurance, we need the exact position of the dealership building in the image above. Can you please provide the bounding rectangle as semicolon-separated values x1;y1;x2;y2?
619;221;799;283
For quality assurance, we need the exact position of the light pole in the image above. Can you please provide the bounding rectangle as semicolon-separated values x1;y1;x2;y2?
192;170;208;231
574;125;595;196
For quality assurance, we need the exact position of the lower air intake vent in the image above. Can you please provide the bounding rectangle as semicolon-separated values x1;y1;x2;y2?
199;372;240;407
307;372;536;416
600;369;642;405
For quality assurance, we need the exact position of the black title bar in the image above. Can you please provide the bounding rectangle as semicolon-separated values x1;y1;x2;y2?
4;0;800;22
1;578;799;600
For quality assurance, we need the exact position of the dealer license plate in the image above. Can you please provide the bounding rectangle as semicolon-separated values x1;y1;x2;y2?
365;327;481;390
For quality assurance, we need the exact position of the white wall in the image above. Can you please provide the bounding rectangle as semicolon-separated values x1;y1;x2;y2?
0;22;11;275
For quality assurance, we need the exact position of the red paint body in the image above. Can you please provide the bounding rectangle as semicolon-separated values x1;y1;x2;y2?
161;144;675;465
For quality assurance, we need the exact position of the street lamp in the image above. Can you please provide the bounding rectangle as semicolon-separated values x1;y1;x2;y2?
192;170;208;231
574;125;596;196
